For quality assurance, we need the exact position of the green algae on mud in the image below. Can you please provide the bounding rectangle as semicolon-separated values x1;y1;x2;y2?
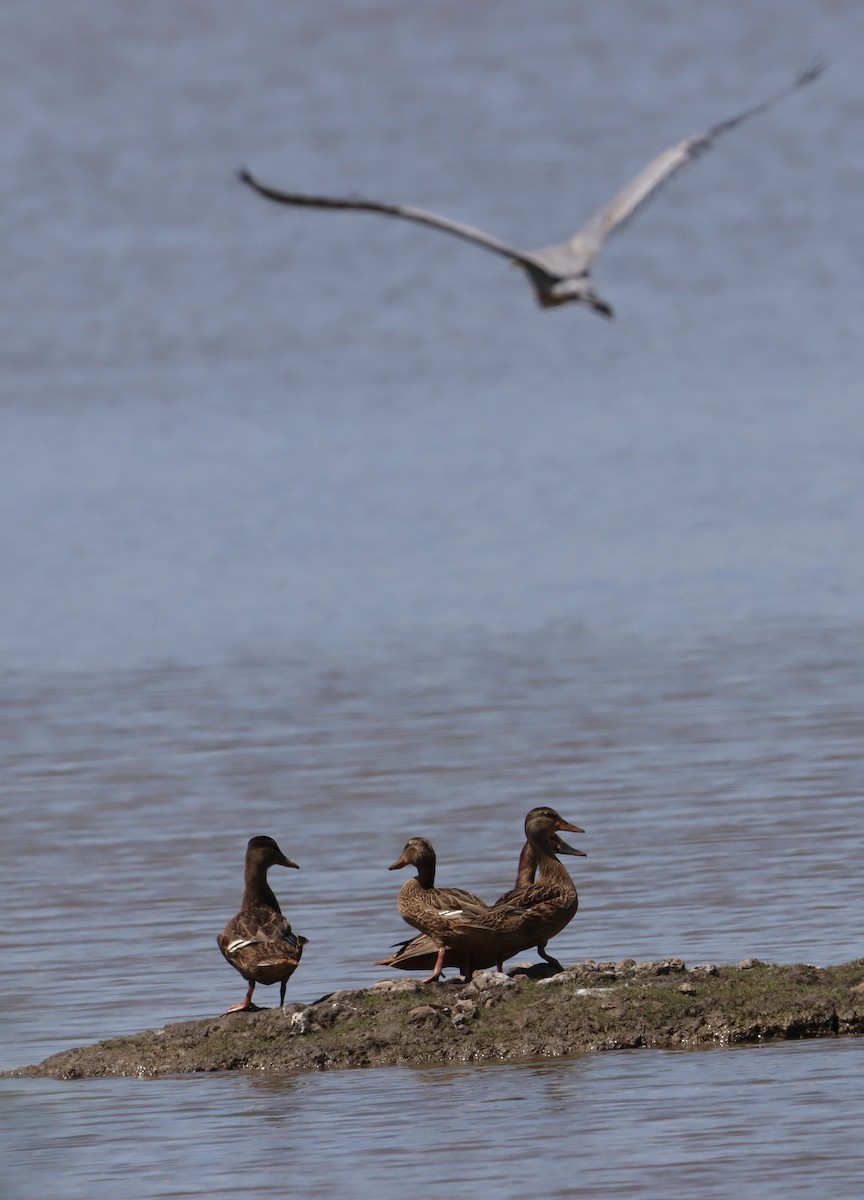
11;958;864;1080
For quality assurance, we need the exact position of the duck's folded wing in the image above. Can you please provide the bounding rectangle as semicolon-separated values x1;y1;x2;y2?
219;910;303;963
430;885;491;921
376;932;454;970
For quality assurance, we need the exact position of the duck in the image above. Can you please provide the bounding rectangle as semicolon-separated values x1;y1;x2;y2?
216;835;308;1013
482;806;586;971
376;837;535;977
380;836;504;983
377;810;585;977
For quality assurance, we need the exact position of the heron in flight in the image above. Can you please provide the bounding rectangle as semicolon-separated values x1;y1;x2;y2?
239;65;823;318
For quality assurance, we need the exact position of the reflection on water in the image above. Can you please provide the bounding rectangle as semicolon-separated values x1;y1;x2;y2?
5;1041;864;1199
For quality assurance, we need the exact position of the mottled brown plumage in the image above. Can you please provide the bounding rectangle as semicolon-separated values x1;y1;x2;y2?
217;835;307;1013
483;807;586;970
380;836;503;983
377;838;536;976
377;810;585;977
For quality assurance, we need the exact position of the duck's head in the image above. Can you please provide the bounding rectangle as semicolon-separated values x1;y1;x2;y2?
246;834;299;870
524;807;586;857
388;837;436;872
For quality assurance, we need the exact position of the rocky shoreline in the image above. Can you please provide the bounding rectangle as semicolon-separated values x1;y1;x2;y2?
11;957;864;1080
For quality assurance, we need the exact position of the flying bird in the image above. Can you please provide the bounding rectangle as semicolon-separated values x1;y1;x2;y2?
239;64;824;318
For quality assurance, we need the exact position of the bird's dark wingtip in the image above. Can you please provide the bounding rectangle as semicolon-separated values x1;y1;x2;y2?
237;166;253;186
797;59;829;88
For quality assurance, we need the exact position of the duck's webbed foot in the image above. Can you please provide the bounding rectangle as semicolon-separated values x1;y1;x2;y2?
421;946;447;984
223;999;263;1014
222;980;260;1013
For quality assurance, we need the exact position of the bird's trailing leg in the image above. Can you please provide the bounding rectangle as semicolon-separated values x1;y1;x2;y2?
422;946;447;984
223;979;261;1014
537;944;564;974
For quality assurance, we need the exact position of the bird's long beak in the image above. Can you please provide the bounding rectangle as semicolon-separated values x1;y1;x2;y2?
556;818;585;834
277;853;300;869
555;839;587;858
592;297;614;319
388;853;409;871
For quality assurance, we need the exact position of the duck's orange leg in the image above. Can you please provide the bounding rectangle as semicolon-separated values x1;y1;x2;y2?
223;979;261;1014
421;946;446;984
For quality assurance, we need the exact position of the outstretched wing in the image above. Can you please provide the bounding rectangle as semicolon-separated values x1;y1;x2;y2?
238;167;543;271
565;62;826;269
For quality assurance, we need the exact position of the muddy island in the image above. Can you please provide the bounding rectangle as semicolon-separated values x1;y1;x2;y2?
11;958;864;1080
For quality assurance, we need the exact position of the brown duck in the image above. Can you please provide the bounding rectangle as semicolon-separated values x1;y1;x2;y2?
377;808;585;977
217;835;308;1013
381;836;505;983
484;806;586;970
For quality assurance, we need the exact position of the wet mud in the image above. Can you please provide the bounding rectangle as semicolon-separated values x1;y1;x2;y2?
11;958;864;1080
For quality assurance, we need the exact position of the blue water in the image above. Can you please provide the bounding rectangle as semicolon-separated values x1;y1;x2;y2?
5;1041;864;1199
2;1;863;1197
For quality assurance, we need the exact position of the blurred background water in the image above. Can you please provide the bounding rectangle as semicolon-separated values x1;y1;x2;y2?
1;1;863;1197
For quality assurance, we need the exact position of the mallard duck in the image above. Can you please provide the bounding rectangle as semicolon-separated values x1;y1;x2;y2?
380;836;504;983
482;806;586;970
216;835;308;1013
377;819;583;976
376;837;535;976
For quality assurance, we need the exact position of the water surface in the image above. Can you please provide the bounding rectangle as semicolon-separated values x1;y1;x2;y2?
2;1;863;1196
6;1042;864;1199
